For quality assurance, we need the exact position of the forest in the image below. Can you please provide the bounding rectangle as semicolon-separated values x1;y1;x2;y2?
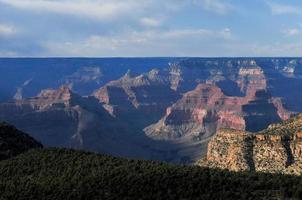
0;148;301;200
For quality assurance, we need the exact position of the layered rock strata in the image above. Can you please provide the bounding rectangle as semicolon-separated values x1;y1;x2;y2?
144;83;289;141
199;114;302;175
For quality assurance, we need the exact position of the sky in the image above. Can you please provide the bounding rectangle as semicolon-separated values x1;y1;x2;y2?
0;0;302;57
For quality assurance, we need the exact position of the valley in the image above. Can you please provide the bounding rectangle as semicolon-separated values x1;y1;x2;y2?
0;58;301;164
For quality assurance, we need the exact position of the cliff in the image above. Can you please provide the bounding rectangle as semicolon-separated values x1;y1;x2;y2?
93;69;180;127
145;83;289;141
0;86;117;150
0;86;194;163
198;114;302;175
0;58;300;164
144;84;245;140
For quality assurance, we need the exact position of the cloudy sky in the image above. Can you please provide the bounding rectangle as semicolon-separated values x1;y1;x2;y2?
0;0;302;57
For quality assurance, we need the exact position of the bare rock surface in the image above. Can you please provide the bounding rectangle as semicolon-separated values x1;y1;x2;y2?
199;114;302;175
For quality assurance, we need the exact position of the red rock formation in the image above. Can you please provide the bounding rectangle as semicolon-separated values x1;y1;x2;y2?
145;82;289;141
0;86;188;163
0;86;115;150
272;97;292;120
144;59;293;142
236;63;267;98
144;84;246;140
33;85;77;108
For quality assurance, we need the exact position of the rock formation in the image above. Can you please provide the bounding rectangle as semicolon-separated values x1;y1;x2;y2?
144;83;289;141
144;84;244;140
199;114;302;175
0;58;301;164
93;69;180;127
0;85;116;149
0;86;194;163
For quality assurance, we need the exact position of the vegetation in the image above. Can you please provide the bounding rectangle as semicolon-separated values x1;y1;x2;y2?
0;122;42;160
0;148;302;199
260;113;302;136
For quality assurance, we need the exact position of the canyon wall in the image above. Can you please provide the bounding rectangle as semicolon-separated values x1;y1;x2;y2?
199;114;302;174
0;58;301;164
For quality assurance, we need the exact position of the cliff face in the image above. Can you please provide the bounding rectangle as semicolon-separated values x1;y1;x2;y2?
144;84;245;140
93;69;180;128
0;86;194;163
0;86;117;150
237;63;267;98
199;114;302;174
0;58;301;164
203;130;254;171
144;59;293;142
144;83;287;141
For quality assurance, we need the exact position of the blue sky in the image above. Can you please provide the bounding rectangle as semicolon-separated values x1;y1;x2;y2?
0;0;302;57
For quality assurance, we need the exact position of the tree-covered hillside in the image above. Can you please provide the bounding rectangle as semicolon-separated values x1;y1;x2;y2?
0;122;42;160
0;148;301;200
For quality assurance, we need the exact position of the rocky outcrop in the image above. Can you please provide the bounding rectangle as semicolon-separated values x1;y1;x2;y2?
201;129;254;171
0;58;301;164
144;83;287;141
237;66;266;97
93;69;180;127
0;86;195;164
199;114;302;175
0;86;115;149
242;90;286;132
0;122;42;160
144;84;245;140
31;85;80;109
144;59;287;142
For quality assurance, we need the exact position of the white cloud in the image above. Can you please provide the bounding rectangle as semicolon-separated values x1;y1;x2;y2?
195;0;233;15
42;28;234;57
42;25;302;57
0;50;17;56
283;28;300;36
0;0;146;21
140;17;162;27
0;24;17;36
267;1;302;15
250;42;302;57
0;0;234;23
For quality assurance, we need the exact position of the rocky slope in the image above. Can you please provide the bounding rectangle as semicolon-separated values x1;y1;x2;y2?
144;84;289;141
199;114;302;175
0;122;42;160
0;86;115;150
144;84;245;141
0;86;198;163
144;59;293;142
93;69;181;128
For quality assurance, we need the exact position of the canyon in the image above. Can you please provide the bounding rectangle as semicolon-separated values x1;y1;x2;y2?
0;58;302;164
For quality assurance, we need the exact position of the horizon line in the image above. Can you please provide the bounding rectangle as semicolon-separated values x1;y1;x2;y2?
0;56;302;59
